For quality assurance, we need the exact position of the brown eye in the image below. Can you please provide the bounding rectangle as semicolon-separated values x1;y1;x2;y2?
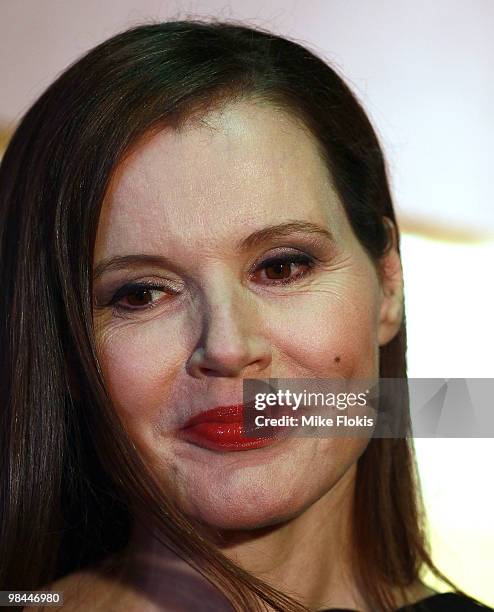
108;282;176;312
252;254;315;285
125;289;154;307
265;261;293;280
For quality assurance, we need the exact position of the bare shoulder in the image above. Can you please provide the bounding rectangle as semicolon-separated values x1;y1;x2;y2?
40;564;136;612
32;556;150;612
32;553;233;612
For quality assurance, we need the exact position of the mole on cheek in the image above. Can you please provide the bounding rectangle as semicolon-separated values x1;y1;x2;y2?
334;356;341;363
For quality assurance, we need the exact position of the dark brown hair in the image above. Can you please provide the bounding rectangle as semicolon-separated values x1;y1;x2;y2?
0;19;456;611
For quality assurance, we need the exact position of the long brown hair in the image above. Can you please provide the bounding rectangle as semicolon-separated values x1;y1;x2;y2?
0;20;456;611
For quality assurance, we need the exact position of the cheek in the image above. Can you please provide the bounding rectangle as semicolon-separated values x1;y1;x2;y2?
94;320;184;425
268;275;381;378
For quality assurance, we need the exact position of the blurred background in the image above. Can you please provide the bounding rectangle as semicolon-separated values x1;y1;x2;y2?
1;0;493;606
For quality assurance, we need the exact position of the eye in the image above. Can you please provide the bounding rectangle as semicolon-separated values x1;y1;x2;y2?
251;253;315;285
107;281;179;313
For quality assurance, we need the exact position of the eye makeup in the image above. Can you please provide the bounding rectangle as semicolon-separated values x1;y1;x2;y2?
92;230;338;317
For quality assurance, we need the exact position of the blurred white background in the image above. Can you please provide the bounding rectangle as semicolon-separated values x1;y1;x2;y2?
1;0;493;605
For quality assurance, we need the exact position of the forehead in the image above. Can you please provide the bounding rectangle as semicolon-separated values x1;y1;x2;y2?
95;100;345;257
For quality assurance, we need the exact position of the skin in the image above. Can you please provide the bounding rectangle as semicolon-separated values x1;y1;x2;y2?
81;99;424;610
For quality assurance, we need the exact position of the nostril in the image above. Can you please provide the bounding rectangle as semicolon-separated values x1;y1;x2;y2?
199;366;232;378
186;338;272;379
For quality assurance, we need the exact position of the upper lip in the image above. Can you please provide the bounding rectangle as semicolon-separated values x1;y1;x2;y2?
182;403;255;429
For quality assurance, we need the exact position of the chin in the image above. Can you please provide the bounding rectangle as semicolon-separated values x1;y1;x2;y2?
190;500;309;531
179;474;324;531
158;437;367;531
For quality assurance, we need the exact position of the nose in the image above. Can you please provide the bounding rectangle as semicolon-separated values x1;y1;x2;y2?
186;283;272;378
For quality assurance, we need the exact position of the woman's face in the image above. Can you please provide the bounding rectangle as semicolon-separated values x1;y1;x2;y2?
92;99;401;529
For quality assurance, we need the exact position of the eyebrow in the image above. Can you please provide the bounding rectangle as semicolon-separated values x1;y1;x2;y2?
236;221;334;251
93;220;335;280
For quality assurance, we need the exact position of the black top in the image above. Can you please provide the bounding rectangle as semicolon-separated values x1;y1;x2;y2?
320;592;494;611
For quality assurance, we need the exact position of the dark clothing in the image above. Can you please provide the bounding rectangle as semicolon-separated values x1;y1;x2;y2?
320;592;493;611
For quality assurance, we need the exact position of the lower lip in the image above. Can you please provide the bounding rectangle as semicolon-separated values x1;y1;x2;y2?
179;421;282;452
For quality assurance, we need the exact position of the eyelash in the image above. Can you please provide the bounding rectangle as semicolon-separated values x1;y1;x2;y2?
107;253;316;314
251;253;316;286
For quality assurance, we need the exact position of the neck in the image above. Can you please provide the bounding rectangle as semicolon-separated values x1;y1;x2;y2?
207;463;363;610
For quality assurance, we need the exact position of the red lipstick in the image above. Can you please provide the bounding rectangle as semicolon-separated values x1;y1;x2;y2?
179;404;279;452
